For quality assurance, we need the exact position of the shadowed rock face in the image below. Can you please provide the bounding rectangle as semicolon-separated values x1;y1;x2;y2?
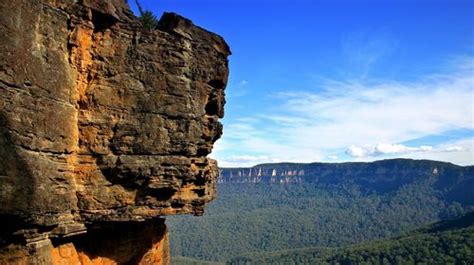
0;0;229;263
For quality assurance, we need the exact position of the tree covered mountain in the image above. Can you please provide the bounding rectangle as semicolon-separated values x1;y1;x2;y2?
229;212;474;264
167;159;474;262
219;159;474;204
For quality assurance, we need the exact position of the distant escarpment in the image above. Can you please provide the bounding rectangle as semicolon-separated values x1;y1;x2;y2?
0;0;229;264
220;159;474;204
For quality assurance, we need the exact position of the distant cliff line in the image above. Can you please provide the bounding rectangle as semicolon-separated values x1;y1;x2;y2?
220;158;471;178
218;159;474;204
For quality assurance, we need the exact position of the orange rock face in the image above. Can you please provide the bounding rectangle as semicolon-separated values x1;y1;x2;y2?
1;219;170;265
0;0;229;263
50;220;170;265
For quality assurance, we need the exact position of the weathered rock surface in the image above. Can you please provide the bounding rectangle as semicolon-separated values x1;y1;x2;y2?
0;0;229;263
1;219;169;265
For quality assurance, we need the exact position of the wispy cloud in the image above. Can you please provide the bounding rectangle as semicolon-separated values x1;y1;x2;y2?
214;57;474;167
341;28;399;79
346;143;466;158
226;79;250;98
403;137;474;166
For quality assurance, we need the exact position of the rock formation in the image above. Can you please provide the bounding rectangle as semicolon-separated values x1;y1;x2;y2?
0;0;230;263
219;159;474;199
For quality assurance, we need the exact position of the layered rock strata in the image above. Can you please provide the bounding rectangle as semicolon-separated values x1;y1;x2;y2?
0;0;229;263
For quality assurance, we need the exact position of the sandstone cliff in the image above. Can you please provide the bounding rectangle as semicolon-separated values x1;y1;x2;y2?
219;159;474;202
0;0;230;263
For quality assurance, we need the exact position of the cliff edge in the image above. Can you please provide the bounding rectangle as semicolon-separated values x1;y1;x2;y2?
0;0;230;263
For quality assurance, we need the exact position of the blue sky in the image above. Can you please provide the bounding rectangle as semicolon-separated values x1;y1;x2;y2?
129;0;474;167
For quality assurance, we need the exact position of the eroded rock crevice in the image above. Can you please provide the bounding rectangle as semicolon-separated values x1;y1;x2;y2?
0;0;229;263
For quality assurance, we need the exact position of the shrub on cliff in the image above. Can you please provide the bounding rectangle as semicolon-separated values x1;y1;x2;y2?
139;10;158;29
134;0;158;30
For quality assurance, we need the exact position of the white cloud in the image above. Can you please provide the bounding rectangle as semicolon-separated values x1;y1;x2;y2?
401;138;473;166
215;155;281;168
226;79;250;98
345;143;468;158
347;145;371;158
276;63;473;148
339;138;473;166
213;57;474;167
444;146;464;152
373;143;432;156
341;28;399;78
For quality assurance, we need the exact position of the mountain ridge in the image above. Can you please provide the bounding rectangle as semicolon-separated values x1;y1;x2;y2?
221;158;469;169
219;158;474;204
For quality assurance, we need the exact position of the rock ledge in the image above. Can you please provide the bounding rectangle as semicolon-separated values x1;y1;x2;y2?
0;0;229;263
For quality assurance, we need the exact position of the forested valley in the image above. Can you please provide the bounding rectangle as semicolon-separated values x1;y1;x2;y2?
168;159;474;263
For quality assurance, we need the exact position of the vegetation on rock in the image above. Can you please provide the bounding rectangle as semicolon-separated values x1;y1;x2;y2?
135;0;159;29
